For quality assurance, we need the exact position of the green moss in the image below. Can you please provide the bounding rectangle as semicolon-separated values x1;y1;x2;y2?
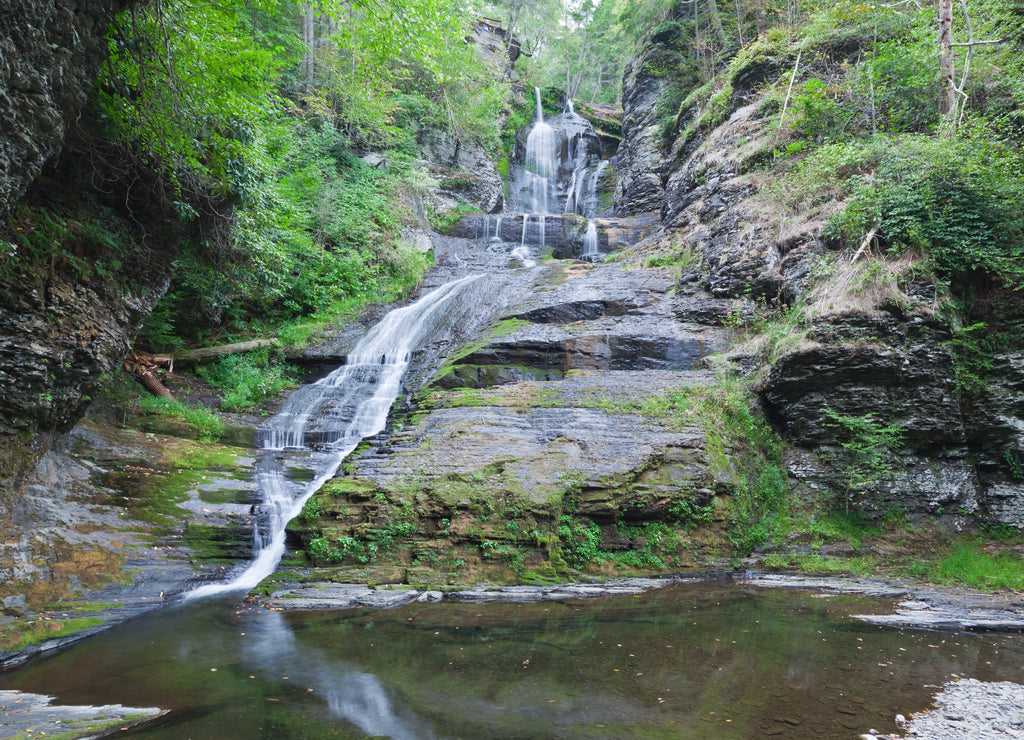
762;553;878;576
0;616;104;652
198;487;251;505
428;203;481;235
39;601;118;615
910;539;1024;591
428;317;531;386
181;522;244;564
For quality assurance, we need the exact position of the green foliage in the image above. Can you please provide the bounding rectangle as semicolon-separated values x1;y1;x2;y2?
133;396;226;441
97;0;497;350
793;78;846;141
820;126;1024;286
98;0;285;199
668;492;714;528
429;203;482;235
557;516;601;569
947;321;997;394
607;522;672;569
0;206;131;285
140;121;431;346
911;538;1024;591
298;497;321;523
194;349;297;412
824;409;905;507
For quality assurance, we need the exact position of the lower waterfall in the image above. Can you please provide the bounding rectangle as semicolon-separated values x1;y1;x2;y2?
186;275;480;599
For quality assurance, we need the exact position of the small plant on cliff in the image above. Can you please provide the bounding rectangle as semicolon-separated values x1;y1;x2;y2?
825;409;905;511
557;516;601;569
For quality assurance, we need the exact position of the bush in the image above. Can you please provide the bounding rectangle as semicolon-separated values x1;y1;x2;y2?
195;349;296;412
821;125;1024;286
557;516;601;569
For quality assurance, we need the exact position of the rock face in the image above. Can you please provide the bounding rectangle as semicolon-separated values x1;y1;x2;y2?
0;0;131;212
290;254;750;580
604;19;1024;527
416;129;505;214
614;48;670;215
0;129;180;484
0;0;180;483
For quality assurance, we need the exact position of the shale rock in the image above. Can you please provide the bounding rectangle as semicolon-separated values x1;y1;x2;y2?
417;129;505;213
0;0;132;211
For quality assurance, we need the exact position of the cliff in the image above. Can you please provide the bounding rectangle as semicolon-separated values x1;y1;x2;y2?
611;10;1024;529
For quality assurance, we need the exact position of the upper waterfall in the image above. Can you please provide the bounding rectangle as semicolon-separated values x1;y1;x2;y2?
507;88;605;227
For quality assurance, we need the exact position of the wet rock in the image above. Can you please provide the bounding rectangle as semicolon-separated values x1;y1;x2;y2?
761;316;963;451
0;690;166;738
2;594;26;617
889;679;1024;739
261;577;687;610
433;262;727;389
417;129;504;213
979;482;1024;528
614;46;671;215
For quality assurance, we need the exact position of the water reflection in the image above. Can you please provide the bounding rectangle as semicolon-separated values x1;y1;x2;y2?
0;584;1021;739
245;610;435;739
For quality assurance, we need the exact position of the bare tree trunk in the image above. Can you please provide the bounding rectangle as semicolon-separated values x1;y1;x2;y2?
302;2;315;89
939;0;956;118
590;65;605;103
706;0;729;47
734;0;746;46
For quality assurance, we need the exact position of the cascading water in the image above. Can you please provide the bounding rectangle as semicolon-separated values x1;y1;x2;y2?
186;275;479;600
514;87;558;264
581;221;599;260
503;88;607;261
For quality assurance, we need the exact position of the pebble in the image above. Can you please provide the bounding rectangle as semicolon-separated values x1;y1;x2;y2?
885;679;1024;740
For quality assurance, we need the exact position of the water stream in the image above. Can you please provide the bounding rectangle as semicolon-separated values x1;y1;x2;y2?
186;275;479;599
3;583;1022;738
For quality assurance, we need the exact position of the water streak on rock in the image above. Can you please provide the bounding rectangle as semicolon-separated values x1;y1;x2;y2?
186;275;479;599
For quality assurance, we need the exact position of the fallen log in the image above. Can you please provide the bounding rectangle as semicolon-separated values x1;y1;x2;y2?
136;370;173;399
172;338;281;363
123;351;174;398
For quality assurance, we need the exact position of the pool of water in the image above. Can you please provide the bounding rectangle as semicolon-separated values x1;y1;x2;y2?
2;583;1021;738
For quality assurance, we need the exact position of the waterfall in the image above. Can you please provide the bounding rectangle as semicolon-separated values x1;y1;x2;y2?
520;87;558;248
581;221;599;261
186;275;480;600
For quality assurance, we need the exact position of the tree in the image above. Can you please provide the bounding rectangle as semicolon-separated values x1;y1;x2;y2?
939;0;956;118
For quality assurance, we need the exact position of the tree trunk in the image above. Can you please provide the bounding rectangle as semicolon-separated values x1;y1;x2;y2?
939;0;956;118
173;339;281;363
706;0;729;48
137;371;173;399
302;2;315;89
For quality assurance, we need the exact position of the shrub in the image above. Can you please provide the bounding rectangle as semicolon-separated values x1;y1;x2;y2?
195;349;296;411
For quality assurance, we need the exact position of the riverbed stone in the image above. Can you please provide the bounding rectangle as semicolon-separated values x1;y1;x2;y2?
2;594;26;617
0;690;166;738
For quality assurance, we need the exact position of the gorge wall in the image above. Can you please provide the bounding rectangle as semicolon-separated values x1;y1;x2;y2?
0;0;131;211
610;8;1024;528
1;0;183;487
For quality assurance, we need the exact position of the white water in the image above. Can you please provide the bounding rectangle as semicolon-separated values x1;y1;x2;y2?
581;221;599;260
520;87;558;250
186;275;479;600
